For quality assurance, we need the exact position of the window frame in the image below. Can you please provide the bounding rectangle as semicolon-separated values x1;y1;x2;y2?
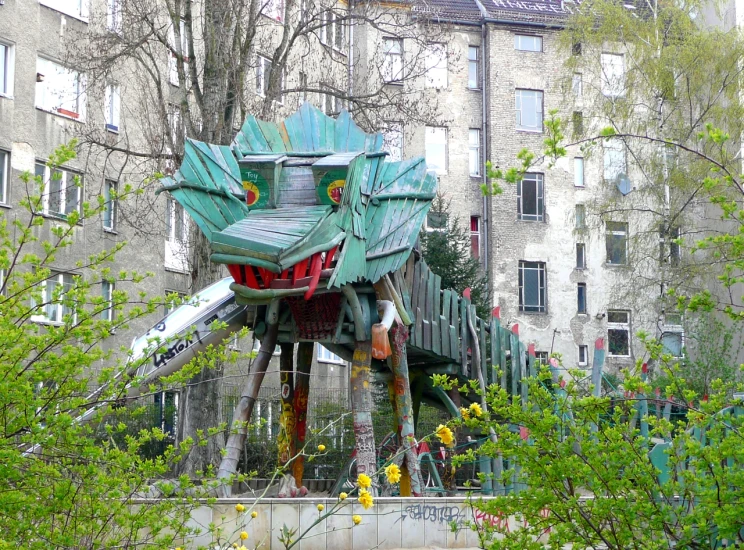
467;45;479;89
514;34;543;52
35;57;86;121
424;126;447;175
105;83;120;132
468;128;481;177
31;270;77;325
101;280;114;321
575;204;586;229
577;282;587;314
578;344;588;366
517;173;544;222
661;314;684;358
603;138;627;183
518;260;547;314
107;0;122;34
0;40;15;99
576;242;586;269
35;162;82;220
601;52;625;98
574;157;584;188
39;0;89;22
515;89;544;132
317;344;345;365
605;221;629;265
424;43;448;89
103;179;117;232
382;37;403;84
572;72;582;96
383;121;403;162
256;55;272;97
470;216;480;259
607;309;631;357
0;149;9;206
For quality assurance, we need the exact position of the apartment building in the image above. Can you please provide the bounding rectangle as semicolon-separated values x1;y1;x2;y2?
0;0;693;386
0;0;352;393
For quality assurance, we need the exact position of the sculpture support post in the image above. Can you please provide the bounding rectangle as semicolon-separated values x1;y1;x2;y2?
292;342;313;487
389;323;424;497
277;343;296;468
216;322;279;496
350;340;377;491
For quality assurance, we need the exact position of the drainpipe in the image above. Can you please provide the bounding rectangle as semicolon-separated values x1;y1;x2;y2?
348;0;354;108
481;20;490;284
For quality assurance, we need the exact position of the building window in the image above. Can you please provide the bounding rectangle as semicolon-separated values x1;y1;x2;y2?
299;71;308;105
577;283;587;314
661;314;683;357
425;126;447;175
517;173;544;222
572;72;582;96
318;344;344;364
333;14;344;50
576;243;586;269
163;290;186;316
35;57;86;120
578;344;588;366
0;149;8;205
515;89;543;132
165;196;189;272
0;41;15;98
469;129;481;176
0;268;5;296
518;260;546;313
659;225;681;267
101;280;114;321
382;38;403;83
107;0;122;33
424;43;447;89
468;46;479;89
105;83;120;132
256;55;272;96
39;0;89;20
103;179;117;231
601;53;625;97
572;42;582;56
575;204;586;229
470;216;480;259
33;271;76;324
606;221;628;265
514;34;542;52
383;122;403;162
607;310;630;356
574;157;584;187
265;0;285;22
35;162;82;219
603;138;626;183
572;111;584;137
321;85;341;116
167;19;189;87
535;351;549;365
426;210;446;231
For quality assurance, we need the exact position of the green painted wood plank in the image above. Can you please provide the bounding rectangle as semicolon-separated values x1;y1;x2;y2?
519;342;528;406
257;119;288;152
500;327;508;389
491;317;501;388
510;330;520;399
415;306;423;349
450;291;460;360
460;296;470;377
284;113;307;151
334;110;352;152
346;117;367;151
478;312;487;386
240;117;271;152
440;314;449;358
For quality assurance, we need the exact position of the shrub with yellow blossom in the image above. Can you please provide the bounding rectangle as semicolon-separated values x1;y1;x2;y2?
339;492;348;500
240;531;248;540
436;424;455;446
357;473;372;489
235;503;245;512
460;407;470;420
358;489;374;509
385;463;402;484
469;402;483;417
317;444;326;452
353;515;362;525
317;503;325;512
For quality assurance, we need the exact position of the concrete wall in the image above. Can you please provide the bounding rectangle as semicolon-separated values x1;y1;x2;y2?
162;496;521;549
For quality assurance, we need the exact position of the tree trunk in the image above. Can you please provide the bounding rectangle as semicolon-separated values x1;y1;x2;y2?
277;343;296;468
292;342;313;487
350;340;377;492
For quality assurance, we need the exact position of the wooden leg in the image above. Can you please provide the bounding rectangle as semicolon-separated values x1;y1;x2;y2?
389;324;424;497
350;340;377;492
277;343;296;469
216;323;279;496
292;342;313;488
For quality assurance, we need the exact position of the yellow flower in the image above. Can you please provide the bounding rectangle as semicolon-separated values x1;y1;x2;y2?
239;546;248;550
358;489;374;509
436;424;454;446
251;511;258;519
317;503;325;512
240;531;248;540
232;544;238;549
357;473;372;489
235;503;245;512
459;407;470;420
469;402;483;417
352;514;362;525
318;444;326;452
339;492;348;500
385;463;401;484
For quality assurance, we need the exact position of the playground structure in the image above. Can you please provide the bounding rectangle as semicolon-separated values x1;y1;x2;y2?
155;102;566;497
